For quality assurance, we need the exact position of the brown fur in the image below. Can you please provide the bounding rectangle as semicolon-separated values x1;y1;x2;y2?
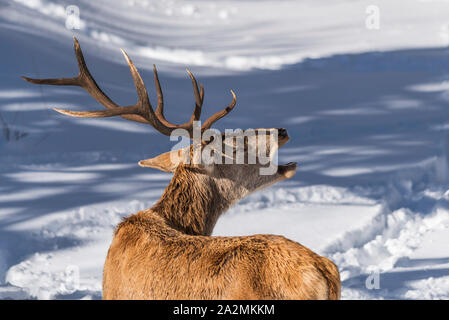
103;163;341;299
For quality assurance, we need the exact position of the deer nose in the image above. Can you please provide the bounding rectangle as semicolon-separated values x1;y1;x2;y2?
278;128;288;137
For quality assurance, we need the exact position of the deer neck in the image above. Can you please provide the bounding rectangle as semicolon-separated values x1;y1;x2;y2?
151;166;236;236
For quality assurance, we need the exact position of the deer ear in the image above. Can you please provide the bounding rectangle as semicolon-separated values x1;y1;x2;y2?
138;149;185;173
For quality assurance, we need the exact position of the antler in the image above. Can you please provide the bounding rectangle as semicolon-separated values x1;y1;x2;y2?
22;37;237;137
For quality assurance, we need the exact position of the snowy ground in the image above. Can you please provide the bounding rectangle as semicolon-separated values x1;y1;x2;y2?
1;0;449;299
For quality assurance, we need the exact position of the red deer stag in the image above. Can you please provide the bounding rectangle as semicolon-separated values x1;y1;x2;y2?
23;38;341;300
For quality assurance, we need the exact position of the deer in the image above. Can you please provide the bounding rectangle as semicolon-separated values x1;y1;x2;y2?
22;38;341;300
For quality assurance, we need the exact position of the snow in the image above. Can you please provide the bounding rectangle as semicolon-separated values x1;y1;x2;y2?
1;0;449;299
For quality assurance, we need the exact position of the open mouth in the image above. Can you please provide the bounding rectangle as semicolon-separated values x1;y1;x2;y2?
277;162;297;178
277;129;297;177
278;128;290;147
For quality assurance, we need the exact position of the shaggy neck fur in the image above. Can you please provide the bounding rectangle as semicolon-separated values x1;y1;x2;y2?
151;165;238;236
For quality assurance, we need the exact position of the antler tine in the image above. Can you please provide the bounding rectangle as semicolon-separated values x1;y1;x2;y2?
21;38;84;87
186;69;204;122
21;75;80;86
201;90;237;131
53;105;139;118
119;49;160;124
153;64;164;118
